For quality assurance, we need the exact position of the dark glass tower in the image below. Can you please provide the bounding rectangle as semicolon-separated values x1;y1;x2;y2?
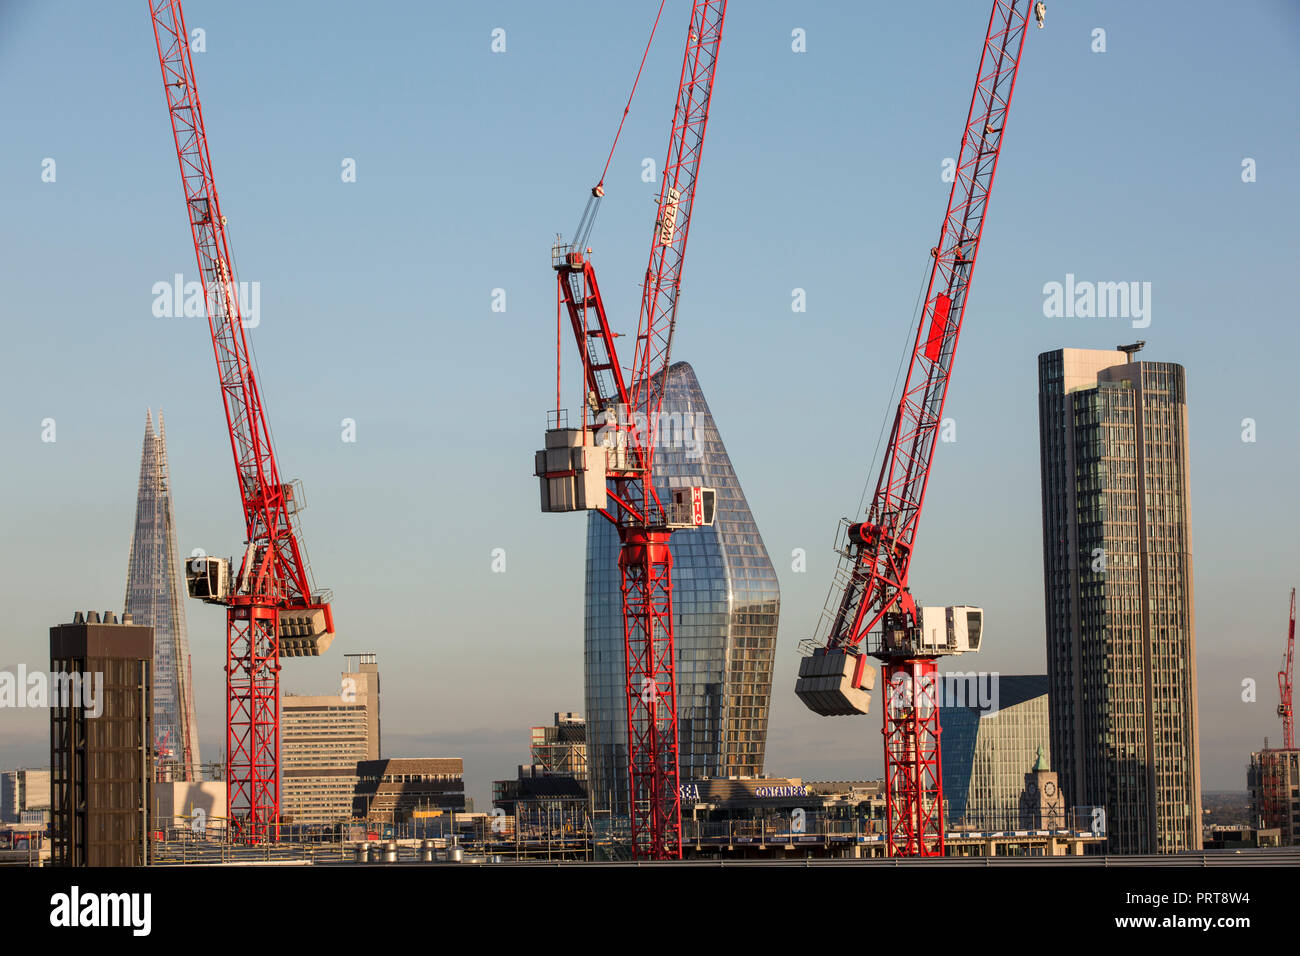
939;674;1051;830
1037;349;1200;853
124;410;201;782
584;362;780;818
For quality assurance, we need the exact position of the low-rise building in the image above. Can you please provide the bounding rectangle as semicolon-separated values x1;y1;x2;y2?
152;780;228;836
531;712;587;782
353;758;465;824
1248;748;1300;846
1;769;51;824
941;674;1053;831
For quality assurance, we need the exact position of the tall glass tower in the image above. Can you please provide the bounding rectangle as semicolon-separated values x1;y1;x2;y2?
584;362;780;818
1037;348;1200;853
124;409;201;781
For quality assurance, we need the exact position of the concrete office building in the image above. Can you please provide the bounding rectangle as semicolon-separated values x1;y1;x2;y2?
1037;347;1201;853
585;362;780;817
940;674;1053;831
281;653;380;825
50;611;153;867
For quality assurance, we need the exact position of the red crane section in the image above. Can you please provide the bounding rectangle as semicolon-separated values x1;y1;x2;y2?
540;0;726;860
796;0;1037;857
151;0;334;842
1280;588;1295;750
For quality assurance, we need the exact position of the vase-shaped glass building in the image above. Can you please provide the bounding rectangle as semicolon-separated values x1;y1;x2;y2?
584;362;780;818
124;410;201;781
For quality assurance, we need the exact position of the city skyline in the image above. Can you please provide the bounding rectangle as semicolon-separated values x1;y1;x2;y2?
1;0;1298;813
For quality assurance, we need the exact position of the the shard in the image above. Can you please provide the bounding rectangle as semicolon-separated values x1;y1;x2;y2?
124;409;201;781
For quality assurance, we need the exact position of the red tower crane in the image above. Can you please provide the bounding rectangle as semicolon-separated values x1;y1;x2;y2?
150;0;335;842
536;0;726;860
1279;588;1295;750
794;0;1039;857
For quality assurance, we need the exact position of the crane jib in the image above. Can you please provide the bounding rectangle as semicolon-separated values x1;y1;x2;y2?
795;0;1036;860
539;0;728;861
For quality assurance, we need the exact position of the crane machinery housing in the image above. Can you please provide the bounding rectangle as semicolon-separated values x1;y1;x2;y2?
534;0;727;860
794;0;1039;857
150;0;335;842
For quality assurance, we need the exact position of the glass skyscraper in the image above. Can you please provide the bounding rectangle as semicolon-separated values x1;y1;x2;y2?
1037;348;1201;853
584;362;780;818
940;674;1051;830
124;409;201;781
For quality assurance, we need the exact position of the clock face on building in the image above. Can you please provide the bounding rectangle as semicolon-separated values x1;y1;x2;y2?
1044;780;1057;799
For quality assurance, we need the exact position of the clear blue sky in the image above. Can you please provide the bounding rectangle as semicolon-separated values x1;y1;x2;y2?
1;1;1298;808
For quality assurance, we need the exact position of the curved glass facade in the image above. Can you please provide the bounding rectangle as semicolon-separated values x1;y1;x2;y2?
584;362;780;817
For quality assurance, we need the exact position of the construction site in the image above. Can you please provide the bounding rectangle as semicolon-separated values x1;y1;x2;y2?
107;0;1294;862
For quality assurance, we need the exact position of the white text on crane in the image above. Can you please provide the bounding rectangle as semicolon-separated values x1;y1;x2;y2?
658;187;681;246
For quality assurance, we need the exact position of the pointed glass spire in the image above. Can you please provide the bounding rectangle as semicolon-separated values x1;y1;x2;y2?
125;409;201;781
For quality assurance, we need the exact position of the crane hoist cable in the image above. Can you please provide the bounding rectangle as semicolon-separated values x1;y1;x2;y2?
855;258;939;521
572;0;670;254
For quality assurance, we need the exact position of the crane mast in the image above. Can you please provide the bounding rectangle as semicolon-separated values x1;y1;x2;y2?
795;0;1037;857
151;0;334;842
538;0;726;860
1280;588;1295;750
